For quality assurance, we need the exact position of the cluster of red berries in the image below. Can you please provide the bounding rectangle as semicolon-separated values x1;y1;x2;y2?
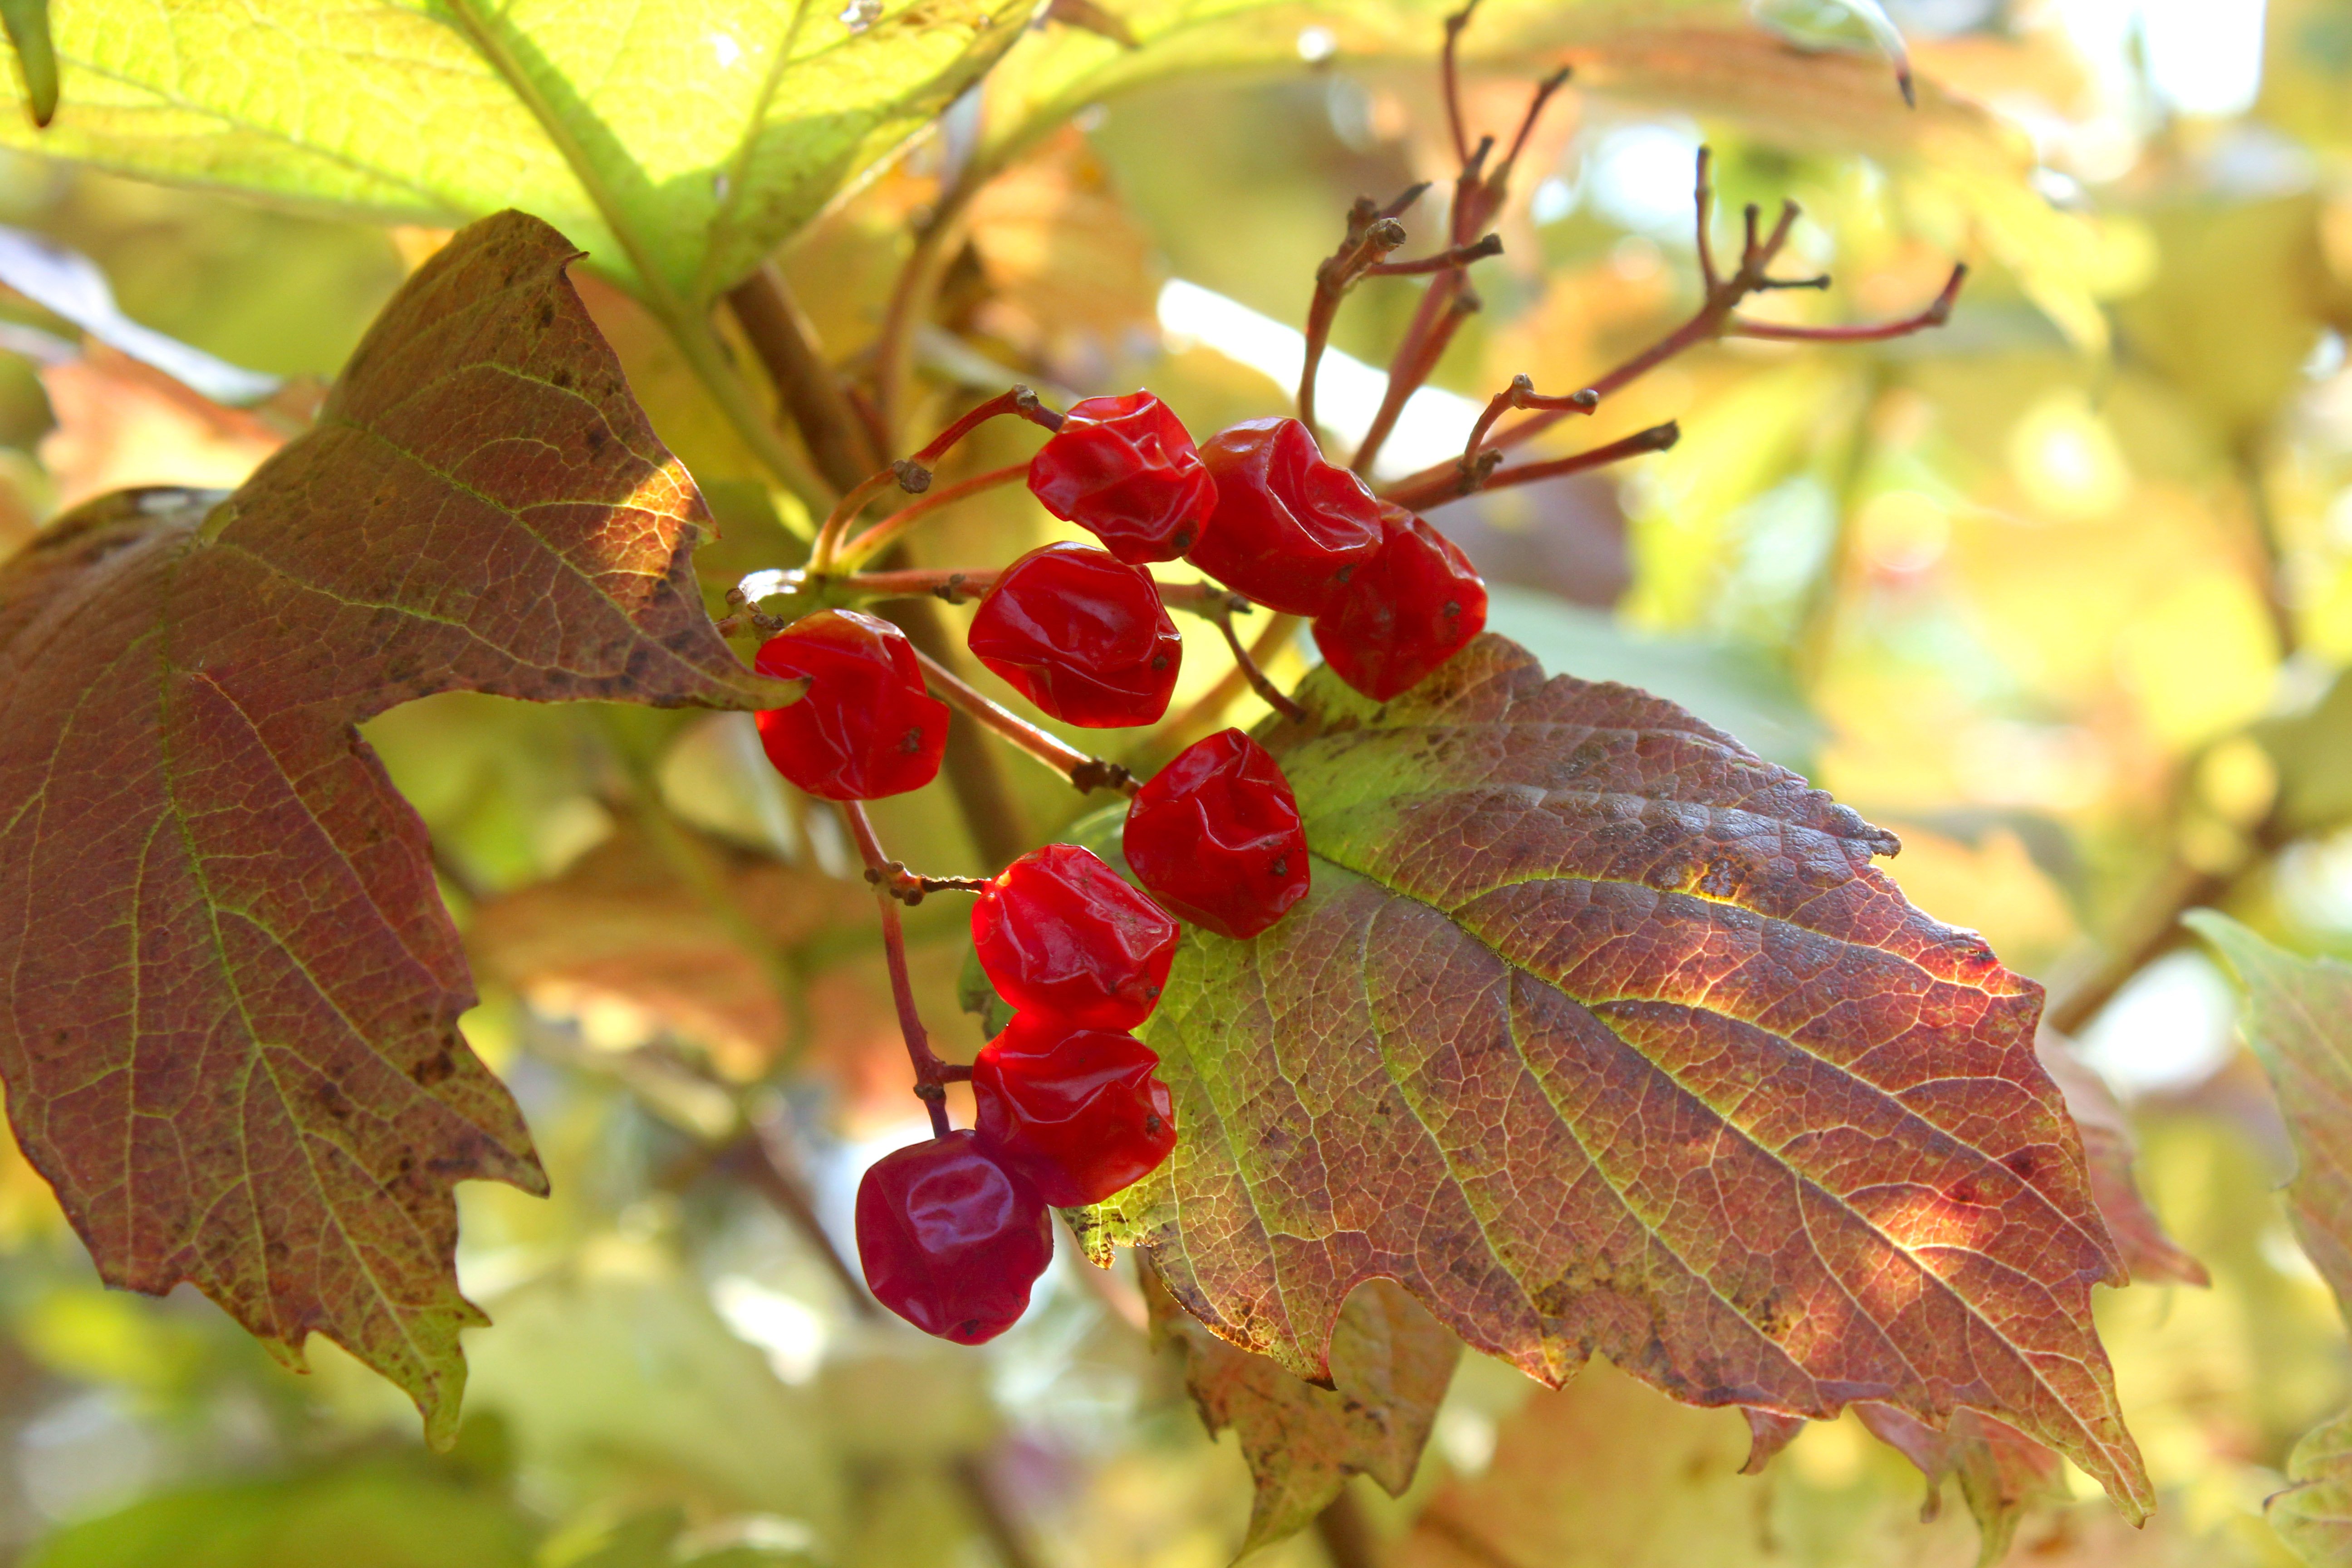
745;390;1483;1341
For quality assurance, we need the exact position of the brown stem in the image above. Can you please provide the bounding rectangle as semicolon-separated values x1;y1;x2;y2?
1212;609;1307;721
1440;0;1480;165
1351;272;1476;475
1302;209;1410;433
1362;234;1502;278
875;170;991;441
2044;809;2287;1036
1695;146;1720;290
1134;612;1303;769
912;647;1141;797
811;464;929;576
1460;373;1597;485
1385;421;1680;513
726;261;880;492
907;385;1063;469
841;801;956;1136
840;566;1242;618
1377;152;1963;507
725;1124;880;1317
835;463;1028;572
864;860;991;906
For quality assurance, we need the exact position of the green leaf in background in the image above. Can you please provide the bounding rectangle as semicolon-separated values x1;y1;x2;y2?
2188;911;2352;1566
0;0;54;127
3;0;1033;302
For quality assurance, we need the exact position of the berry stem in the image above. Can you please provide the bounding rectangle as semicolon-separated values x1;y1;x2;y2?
1199;599;1307;721
1374;147;1967;506
837;567;1243;619
1385;421;1681;513
1136;612;1303;767
1299;199;1412;435
840;799;960;1137
810;462;931;576
865;861;990;905
911;647;1142;797
808;390;1062;577
1460;373;1598;488
834;463;1029;572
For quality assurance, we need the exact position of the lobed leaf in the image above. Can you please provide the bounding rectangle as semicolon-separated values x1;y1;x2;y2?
2190;912;2352;1565
1;0;1035;300
1076;634;2151;1519
0;209;784;1443
1145;1262;1459;1553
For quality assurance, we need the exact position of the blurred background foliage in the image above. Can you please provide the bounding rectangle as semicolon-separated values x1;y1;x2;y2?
4;0;2352;1564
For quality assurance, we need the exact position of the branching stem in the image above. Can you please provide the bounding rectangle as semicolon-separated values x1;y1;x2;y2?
841;801;965;1136
835;464;1029;573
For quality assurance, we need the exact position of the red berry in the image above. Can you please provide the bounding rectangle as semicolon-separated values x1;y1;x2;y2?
973;1014;1177;1206
966;544;1183;729
1027;391;1215;564
1311;504;1488;701
855;1131;1054;1343
1122;729;1309;939
753;610;950;801
972;843;1179;1030
1188;418;1383;615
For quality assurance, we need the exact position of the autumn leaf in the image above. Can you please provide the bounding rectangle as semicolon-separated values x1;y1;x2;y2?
1854;1402;2066;1566
2189;912;2352;1565
1144;1262;1459;1554
0;210;786;1444
2037;1028;2207;1289
1073;634;2151;1520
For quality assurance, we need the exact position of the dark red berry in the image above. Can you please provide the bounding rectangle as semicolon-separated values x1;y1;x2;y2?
1311;503;1488;701
972;843;1179;1030
1026;391;1215;564
1122;728;1309;939
966;543;1183;729
855;1131;1054;1343
973;1014;1177;1206
753;610;950;800
1188;417;1383;615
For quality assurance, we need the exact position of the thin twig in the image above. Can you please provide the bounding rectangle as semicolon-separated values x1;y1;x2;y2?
912;647;1141;797
835;463;1029;573
841;801;956;1136
1384;422;1680;514
1210;607;1307;721
726;261;882;492
1132;612;1303;770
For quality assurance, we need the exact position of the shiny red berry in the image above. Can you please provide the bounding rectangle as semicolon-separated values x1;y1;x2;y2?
753;610;950;800
966;544;1183;728
1311;504;1488;701
973;1014;1177;1206
1122;728;1309;939
1189;417;1383;615
855;1131;1054;1343
972;843;1179;1030
1027;391;1215;564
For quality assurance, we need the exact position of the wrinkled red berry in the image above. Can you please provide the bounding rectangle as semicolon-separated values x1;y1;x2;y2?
973;843;1179;1030
1122;729;1309;939
1027;391;1215;564
855;1131;1054;1343
753;610;950;800
973;1014;1177;1206
1311;504;1488;701
967;544;1183;728
1189;418;1383;615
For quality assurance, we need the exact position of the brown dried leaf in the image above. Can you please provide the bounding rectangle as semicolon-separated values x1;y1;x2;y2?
1145;1260;1459;1554
0;210;783;1443
1077;635;2150;1520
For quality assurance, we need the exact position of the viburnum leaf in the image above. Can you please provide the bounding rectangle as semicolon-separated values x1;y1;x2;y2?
0;0;1034;300
2036;1028;2207;1289
1144;1262;1460;1553
2189;912;2352;1564
1074;634;2151;1520
1855;1403;2067;1566
0;209;786;1444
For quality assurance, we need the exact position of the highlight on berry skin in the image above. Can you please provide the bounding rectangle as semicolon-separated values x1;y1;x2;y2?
972;843;1180;1030
1026;390;1215;563
966;543;1184;729
753;609;950;800
1189;416;1385;615
854;1131;1054;1345
1311;501;1490;701
1123;728;1311;940
972;1014;1177;1207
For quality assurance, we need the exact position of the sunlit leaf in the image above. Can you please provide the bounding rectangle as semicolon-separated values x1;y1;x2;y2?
1073;634;2151;1518
3;0;1034;301
0;210;784;1444
1145;1262;1459;1553
2190;912;2352;1566
2038;1029;2208;1289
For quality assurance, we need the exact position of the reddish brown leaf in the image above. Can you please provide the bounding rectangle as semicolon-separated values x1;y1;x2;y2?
2036;1028;2208;1289
1144;1260;1459;1554
0;210;785;1443
1856;1403;2067;1564
1737;1407;1806;1475
1075;635;2150;1520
